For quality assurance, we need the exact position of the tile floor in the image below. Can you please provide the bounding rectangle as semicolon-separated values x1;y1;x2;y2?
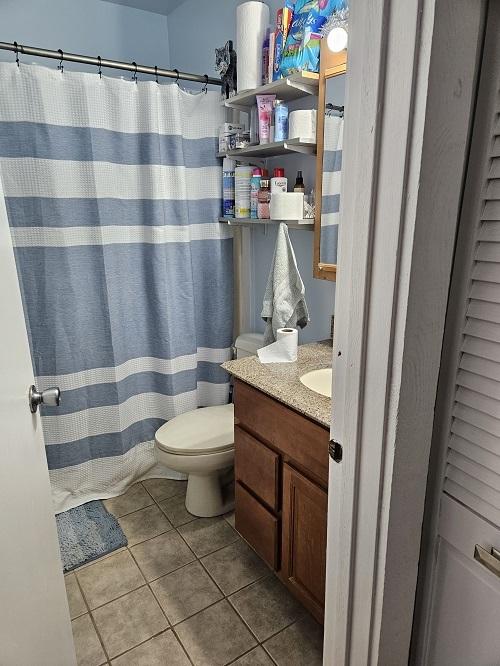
66;479;323;666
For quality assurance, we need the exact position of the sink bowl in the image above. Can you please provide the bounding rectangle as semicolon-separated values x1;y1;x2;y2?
300;368;332;398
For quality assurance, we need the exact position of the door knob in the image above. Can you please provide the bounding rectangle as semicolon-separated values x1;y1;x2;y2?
29;385;61;413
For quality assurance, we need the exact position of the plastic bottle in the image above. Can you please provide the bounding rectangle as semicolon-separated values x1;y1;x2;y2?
222;157;236;217
271;167;288;194
262;28;271;85
250;168;262;219
258;179;271;220
293;170;305;193
274;100;289;142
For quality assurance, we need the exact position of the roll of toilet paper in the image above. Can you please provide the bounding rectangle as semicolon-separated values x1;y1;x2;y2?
257;328;299;363
270;192;305;220
237;1;270;92
288;110;317;141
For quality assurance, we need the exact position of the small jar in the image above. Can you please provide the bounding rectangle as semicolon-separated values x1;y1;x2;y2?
258;179;271;219
235;131;251;149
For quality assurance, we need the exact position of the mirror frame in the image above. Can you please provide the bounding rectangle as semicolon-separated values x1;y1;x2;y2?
314;42;347;281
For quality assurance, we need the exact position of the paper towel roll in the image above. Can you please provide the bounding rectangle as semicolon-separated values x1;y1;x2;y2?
288;110;317;141
237;2;270;92
257;328;298;363
270;192;305;220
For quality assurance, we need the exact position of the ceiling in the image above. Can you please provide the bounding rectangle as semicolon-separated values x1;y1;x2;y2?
100;0;188;16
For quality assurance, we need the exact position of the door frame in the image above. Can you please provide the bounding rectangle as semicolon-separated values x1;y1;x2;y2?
322;0;486;663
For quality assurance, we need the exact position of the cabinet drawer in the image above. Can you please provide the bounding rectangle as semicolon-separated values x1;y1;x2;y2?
235;426;280;511
234;379;330;487
235;481;279;570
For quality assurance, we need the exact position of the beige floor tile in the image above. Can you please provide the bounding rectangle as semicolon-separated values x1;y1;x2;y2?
103;483;153;518
178;517;239;557
76;550;145;609
130;530;195;582
158;494;197;527
231;646;275;665
71;614;106;666
224;510;236;528
150;561;223;625
65;573;87;619
229;575;305;641
201;539;270;595
263;615;324;666
110;630;190;666
92;586;168;659
176;599;256;666
118;504;173;546
142;478;187;501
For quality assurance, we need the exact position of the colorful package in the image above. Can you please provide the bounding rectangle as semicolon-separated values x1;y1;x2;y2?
280;0;347;77
272;3;294;81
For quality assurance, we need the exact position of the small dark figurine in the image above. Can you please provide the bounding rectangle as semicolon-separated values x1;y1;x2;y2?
215;40;237;99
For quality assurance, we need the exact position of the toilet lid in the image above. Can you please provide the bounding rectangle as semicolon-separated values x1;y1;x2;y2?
155;403;234;455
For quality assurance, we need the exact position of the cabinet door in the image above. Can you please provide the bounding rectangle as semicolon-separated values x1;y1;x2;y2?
281;463;328;622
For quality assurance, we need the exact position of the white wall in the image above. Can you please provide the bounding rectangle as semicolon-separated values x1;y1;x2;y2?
0;0;170;74
168;0;337;343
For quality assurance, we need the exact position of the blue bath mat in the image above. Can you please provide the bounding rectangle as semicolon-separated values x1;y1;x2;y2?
56;500;128;573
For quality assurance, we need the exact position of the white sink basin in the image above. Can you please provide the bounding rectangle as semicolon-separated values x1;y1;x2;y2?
300;368;332;398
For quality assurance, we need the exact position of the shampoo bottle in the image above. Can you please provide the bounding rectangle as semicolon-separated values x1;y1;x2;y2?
271;167;288;194
274;100;289;142
250;168;262;219
222;157;236;217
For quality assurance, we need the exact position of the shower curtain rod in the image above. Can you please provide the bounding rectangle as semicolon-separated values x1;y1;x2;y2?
0;41;222;86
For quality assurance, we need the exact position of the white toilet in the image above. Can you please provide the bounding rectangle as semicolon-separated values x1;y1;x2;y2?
154;333;264;518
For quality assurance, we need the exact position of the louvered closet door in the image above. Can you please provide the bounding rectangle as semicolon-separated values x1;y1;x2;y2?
425;5;500;665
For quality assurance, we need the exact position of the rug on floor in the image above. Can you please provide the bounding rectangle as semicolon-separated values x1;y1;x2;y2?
56;500;128;572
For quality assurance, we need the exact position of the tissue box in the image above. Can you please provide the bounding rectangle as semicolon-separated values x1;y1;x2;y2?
270;192;305;220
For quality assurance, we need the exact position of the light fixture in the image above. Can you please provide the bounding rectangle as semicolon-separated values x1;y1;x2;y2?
327;26;348;53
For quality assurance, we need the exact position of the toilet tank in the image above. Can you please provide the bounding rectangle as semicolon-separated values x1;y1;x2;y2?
234;333;264;358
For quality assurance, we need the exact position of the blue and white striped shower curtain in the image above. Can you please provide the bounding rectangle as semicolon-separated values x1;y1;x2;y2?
0;63;232;512
321;114;343;265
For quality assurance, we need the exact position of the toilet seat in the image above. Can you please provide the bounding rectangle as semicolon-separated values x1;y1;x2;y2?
155;403;234;456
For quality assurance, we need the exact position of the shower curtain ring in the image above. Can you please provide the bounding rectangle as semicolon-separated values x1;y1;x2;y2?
202;74;208;94
57;49;64;73
97;55;102;79
131;61;138;83
13;41;20;67
155;65;159;85
173;69;180;86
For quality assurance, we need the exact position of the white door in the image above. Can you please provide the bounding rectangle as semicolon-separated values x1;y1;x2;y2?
0;177;76;664
417;4;500;664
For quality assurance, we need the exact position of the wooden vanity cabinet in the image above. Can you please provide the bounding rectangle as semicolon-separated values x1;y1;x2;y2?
233;379;330;623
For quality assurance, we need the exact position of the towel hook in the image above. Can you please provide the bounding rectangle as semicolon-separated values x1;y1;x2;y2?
13;41;20;67
202;74;208;94
57;49;64;73
97;55;102;79
155;65;159;85
131;61;138;83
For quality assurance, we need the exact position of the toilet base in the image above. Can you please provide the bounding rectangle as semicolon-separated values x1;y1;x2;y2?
185;473;234;518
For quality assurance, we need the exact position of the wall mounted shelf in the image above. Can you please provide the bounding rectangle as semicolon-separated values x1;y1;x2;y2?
218;138;316;160
224;72;319;110
219;217;314;230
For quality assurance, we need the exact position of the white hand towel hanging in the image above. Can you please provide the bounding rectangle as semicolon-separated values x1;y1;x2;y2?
261;223;310;345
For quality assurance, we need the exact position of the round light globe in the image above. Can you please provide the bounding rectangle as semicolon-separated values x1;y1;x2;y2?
327;27;348;53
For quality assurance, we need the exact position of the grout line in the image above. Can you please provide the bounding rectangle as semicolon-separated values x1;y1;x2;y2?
87;582;148;613
106;627;171;663
74;574;110;663
170;624;196;666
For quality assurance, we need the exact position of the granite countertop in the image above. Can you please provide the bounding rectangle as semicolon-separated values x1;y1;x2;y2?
222;341;333;428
